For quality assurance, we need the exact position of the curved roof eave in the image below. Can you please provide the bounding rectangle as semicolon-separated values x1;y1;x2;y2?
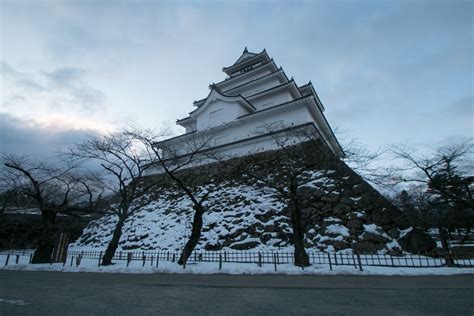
187;87;256;118
306;97;343;156
222;49;267;72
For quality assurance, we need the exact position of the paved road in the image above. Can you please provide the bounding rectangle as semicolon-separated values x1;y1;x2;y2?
0;270;473;315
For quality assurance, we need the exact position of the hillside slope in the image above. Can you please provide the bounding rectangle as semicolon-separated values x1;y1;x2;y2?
72;142;422;254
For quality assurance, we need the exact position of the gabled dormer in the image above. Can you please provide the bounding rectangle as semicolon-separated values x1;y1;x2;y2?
177;86;255;132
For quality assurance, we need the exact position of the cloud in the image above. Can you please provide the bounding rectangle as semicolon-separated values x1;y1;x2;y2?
16;78;47;92
0;112;101;158
0;61;21;77
0;0;472;155
43;66;83;87
44;66;106;111
1;62;106;114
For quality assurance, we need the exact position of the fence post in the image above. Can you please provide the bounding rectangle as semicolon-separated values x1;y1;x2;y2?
127;252;132;267
258;252;262;267
327;253;332;271
156;253;160;268
70;255;74;267
352;254;357;269
15;254;20;264
29;253;33;264
142;251;146;267
356;253;363;271
5;254;10;266
172;253;175;263
445;251;453;267
333;253;338;266
390;255;395;267
98;251;103;267
219;253;222;270
151;256;154;267
273;253;277;272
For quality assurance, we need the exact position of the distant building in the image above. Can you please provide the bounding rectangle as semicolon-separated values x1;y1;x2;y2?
155;48;343;160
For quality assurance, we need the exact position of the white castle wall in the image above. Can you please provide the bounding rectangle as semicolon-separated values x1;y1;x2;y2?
250;89;294;110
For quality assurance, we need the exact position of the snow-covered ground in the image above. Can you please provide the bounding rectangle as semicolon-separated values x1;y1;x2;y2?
1;254;473;276
71;182;404;255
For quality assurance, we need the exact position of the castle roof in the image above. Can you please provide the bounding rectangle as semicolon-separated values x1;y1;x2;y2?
192;74;295;111
222;48;271;76
299;81;325;111
223;67;289;94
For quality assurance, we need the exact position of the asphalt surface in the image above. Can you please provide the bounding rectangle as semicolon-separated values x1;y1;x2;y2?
0;270;473;315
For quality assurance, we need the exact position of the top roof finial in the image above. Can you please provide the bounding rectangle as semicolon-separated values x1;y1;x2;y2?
243;46;248;53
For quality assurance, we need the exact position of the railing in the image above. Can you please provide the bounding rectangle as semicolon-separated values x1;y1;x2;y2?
64;249;474;269
3;249;473;269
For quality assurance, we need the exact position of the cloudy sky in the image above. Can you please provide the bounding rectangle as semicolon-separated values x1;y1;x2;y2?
0;0;472;157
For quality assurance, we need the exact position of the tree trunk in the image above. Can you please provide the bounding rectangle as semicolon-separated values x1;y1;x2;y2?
178;205;204;265
32;211;56;264
102;217;125;265
289;179;310;267
439;225;454;266
460;227;470;244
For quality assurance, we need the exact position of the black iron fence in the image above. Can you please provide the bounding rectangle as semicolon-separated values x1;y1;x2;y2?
3;249;470;270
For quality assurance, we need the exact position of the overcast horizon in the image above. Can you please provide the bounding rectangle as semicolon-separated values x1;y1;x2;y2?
1;0;472;158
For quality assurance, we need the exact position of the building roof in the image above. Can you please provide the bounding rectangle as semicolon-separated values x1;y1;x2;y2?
223;67;289;94
228;47;258;66
237;94;342;155
191;59;278;108
222;48;271;76
176;85;256;125
237;95;314;120
246;79;299;101
298;81;325;111
193;79;299;111
215;58;277;89
155;122;343;159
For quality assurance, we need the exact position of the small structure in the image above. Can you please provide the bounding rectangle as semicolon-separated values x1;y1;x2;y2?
155;48;343;159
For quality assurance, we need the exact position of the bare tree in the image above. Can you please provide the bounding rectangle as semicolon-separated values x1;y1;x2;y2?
131;128;222;266
336;130;396;190
1;155;101;263
390;140;474;257
230;124;347;267
70;131;158;265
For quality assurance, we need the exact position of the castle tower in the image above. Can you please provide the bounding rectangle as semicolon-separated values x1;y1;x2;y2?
156;48;343;159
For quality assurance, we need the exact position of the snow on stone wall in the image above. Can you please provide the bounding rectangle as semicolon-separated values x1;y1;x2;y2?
71;143;417;254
